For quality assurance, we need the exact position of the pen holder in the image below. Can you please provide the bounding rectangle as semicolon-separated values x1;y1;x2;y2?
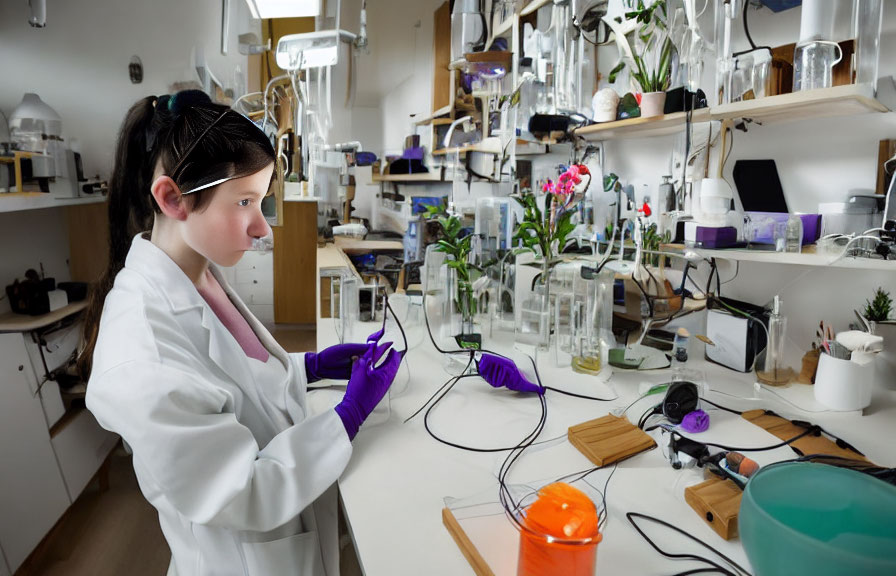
813;352;875;411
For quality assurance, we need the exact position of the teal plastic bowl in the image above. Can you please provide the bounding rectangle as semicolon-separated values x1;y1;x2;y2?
740;462;896;576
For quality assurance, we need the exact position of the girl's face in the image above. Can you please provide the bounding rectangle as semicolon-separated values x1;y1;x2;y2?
181;164;275;268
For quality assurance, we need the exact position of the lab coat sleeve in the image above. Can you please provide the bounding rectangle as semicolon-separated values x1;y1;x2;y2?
86;359;352;533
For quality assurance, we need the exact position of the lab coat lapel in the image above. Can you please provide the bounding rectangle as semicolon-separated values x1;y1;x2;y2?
200;304;255;395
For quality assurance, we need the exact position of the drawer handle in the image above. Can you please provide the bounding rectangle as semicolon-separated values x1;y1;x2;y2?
18;365;24;371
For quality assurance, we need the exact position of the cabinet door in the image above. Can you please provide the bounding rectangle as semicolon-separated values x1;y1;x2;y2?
0;333;71;573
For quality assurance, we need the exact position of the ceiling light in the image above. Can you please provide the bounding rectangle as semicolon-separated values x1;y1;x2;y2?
244;0;319;20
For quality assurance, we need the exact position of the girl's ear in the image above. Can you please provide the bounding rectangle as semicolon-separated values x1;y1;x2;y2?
150;176;188;221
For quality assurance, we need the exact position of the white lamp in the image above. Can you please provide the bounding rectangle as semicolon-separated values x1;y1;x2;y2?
244;0;320;19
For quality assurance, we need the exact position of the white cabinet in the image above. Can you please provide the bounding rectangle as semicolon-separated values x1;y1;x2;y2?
52;408;120;502
0;303;119;573
0;332;71;573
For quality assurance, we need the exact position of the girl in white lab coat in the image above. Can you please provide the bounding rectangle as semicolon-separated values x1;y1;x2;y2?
79;91;401;576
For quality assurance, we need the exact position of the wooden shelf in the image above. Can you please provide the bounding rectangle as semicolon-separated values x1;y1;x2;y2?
413;105;453;127
575;109;711;142
432;146;475;156
574;83;890;143
0;301;88;333
0;192;106;214
710;82;889;124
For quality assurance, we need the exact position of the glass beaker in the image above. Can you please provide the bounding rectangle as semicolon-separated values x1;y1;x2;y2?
336;274;360;344
730;53;753;102
515;260;552;349
571;268;613;375
853;0;883;89
451;0;487;62
793;41;842;92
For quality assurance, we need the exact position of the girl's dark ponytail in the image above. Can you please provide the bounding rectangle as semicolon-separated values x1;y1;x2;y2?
78;97;158;380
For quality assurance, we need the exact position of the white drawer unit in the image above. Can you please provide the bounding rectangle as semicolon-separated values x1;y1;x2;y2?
0;332;71;573
39;379;67;428
0;302;118;573
52;409;119;502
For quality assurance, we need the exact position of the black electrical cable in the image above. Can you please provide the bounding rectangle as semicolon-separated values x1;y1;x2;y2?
542;385;615;401
654;424;819;453
422;371;547;453
402;362;473;424
596;462;618;530
626;512;752;576
700;397;743;416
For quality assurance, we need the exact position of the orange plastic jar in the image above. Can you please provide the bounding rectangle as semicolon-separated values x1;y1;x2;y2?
516;482;602;576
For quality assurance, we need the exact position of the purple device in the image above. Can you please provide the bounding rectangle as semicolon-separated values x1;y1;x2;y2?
696;226;738;248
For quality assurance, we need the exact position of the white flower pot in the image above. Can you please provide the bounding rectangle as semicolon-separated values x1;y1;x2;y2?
639;91;666;118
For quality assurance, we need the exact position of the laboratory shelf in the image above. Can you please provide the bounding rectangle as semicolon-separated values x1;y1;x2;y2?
0;192;106;214
574;82;893;143
372;172;445;183
521;0;551;16
710;82;890;124
681;245;895;271
574;108;711;142
413;105;453;127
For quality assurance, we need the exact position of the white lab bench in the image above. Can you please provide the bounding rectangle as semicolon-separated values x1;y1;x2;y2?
0;302;119;574
312;312;896;576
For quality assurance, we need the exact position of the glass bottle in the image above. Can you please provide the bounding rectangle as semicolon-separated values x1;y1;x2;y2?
785;214;803;253
757;295;793;385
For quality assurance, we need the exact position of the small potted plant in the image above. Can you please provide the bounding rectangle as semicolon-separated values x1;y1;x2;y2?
863;287;895;391
864;287;892;325
604;0;675;118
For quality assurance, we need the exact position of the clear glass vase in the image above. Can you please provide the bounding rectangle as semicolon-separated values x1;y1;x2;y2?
571;268;614;375
516;258;552;350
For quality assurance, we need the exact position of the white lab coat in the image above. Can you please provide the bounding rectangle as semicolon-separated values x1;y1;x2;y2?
86;234;352;576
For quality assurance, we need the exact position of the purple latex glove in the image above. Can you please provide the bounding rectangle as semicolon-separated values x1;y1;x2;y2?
680;409;710;433
477;353;544;395
334;342;403;440
305;329;390;382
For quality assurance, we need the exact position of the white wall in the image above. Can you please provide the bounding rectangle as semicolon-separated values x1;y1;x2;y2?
0;0;259;178
0;210;70;306
0;0;259;313
595;2;896;367
360;0;446;153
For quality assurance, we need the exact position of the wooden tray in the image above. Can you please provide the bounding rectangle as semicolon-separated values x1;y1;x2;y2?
568;414;656;467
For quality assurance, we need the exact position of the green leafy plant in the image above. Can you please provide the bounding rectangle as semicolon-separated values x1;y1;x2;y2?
512;193;576;265
434;215;477;318
513;165;590;265
606;0;675;93
864;287;892;322
642;222;672;267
